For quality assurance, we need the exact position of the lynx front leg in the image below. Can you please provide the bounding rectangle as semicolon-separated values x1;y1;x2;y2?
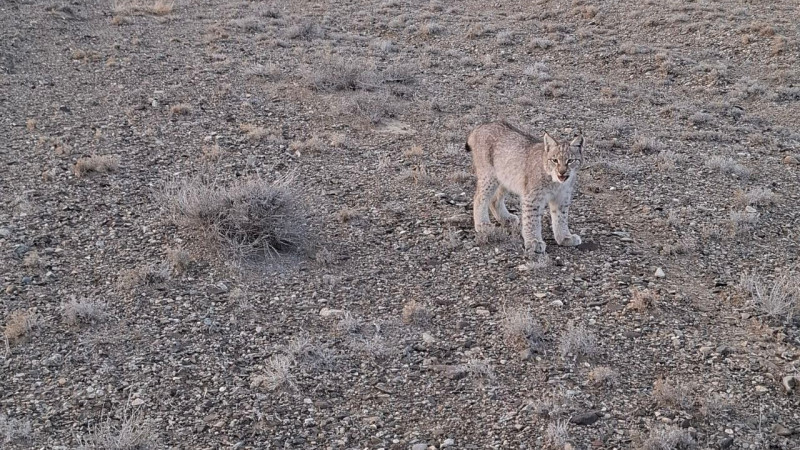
549;198;581;246
521;195;546;253
473;177;499;232
490;187;519;227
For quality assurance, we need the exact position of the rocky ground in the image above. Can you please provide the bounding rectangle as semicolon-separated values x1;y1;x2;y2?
1;0;799;448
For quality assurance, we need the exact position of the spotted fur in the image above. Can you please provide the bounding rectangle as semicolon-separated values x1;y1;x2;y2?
467;121;584;254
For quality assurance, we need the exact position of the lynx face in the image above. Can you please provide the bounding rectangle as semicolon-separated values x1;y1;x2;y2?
544;134;584;183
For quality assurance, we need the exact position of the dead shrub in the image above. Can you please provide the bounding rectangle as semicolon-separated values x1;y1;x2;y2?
401;300;430;325
558;321;597;359
501;307;544;350
61;298;108;326
652;378;696;410
3;310;39;346
73;155;120;177
165;176;310;258
76;404;158;449
166;247;192;274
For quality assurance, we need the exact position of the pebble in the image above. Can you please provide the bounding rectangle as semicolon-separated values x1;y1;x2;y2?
422;332;436;344
550;300;564;307
773;424;793;436
412;444;427;450
441;438;455;447
781;375;798;393
518;348;533;361
654;267;665;278
0;227;10;238
14;244;29;257
131;398;145;406
755;385;768;393
783;155;799;165
570;411;601;426
718;437;734;449
319;307;344;318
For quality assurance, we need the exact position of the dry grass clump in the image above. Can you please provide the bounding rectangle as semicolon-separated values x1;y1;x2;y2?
652;378;696;410
705;155;751;178
286;21;324;40
73;155;120;177
739;271;798;323
733;187;776;207
165;247;192;274
419;22;445;36
244;63;282;81
558;321;597;359
0;413;32;445
289;136;325;155
688;111;713;126
638;426;697;450
169;103;192;115
77;405;158;450
628;288;657;311
118;263;170;289
113;0;174;16
239;123;271;141
3;310;39;346
500;307;543;350
253;354;295;391
165;176;309;258
728;209;760;235
588;366;618;387
403;144;424;158
62;299;108;326
342;91;402;125
25;118;37;131
307;56;379;92
401;300;430;325
496;31;515;46
545;420;569;448
631;136;663;154
541;80;565;97
284;333;338;372
22;251;42;268
530;37;554;50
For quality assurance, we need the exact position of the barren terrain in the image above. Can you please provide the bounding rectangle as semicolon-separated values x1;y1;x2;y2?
1;0;799;448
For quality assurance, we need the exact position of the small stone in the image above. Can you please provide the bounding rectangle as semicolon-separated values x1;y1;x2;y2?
654;268;665;278
534;292;547;298
782;375;798;393
699;346;713;357
744;205;757;214
475;307;490;316
14;244;29;257
319;307;344;318
570;411;601;426
131;398;145;406
773;424;793;437
518;348;532;361
422;332;436;344
0;227;10;238
718;436;734;449
550;300;564;307
755;385;768;393
303;417;316;427
412;444;427;450
716;345;733;356
783;155;799;165
442;438;455;447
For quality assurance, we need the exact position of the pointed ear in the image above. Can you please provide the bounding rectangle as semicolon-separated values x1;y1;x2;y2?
570;135;584;148
543;132;558;150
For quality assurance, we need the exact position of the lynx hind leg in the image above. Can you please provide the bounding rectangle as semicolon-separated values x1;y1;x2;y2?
549;199;581;247
490;187;519;227
473;176;499;232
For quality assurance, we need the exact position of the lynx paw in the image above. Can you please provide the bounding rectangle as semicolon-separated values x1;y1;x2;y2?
525;239;547;254
559;234;582;247
501;214;520;228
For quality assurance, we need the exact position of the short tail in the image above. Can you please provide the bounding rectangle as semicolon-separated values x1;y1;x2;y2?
465;141;472;152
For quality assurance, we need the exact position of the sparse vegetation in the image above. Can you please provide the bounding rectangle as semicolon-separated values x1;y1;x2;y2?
559;322;597;359
500;307;543;350
3;310;38;346
73;155;120;177
61;298;108;326
165;176;309;258
401;300;430;325
652;378;696;410
705;155;752;178
77;405;158;450
739;271;798;323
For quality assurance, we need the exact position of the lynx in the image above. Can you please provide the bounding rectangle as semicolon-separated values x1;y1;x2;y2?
466;121;584;254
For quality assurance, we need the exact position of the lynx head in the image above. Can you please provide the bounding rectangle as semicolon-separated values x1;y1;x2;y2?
543;132;584;183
